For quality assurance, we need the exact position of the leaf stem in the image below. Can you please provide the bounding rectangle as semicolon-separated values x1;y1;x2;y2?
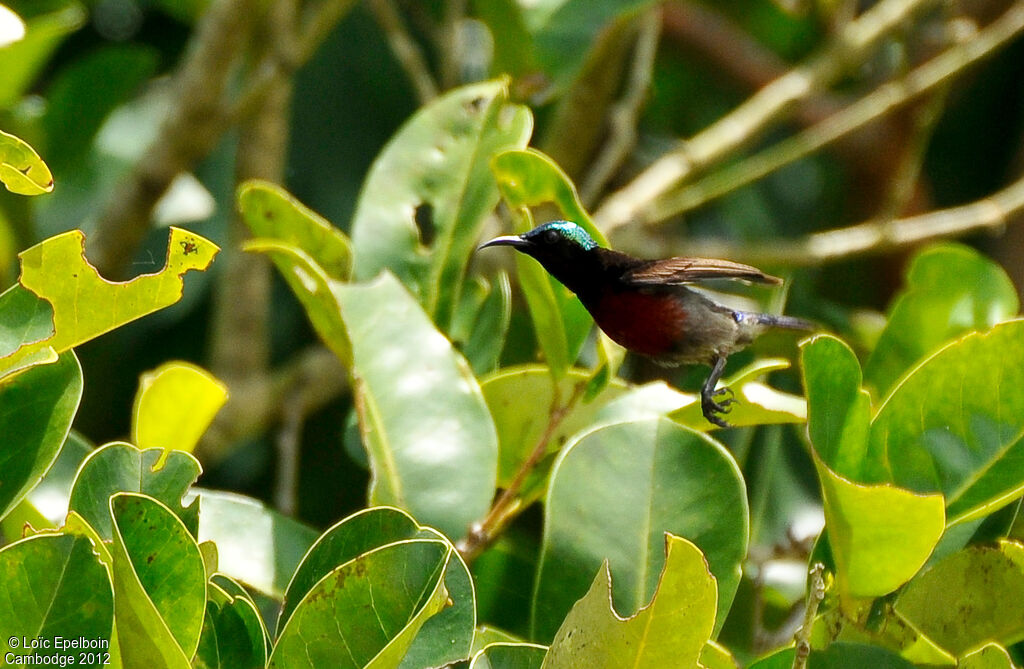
457;380;586;564
793;563;826;669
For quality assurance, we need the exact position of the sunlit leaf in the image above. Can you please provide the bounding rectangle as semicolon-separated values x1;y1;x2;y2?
667;359;806;430
864;244;1018;397
959;643;1016;669
132;361;228;457
237;179;352;281
542;535;716;668
896;541;1024;655
1;226;218;377
278;506;475;669
350;79;531;332
470;642;547;669
193;488;318;599
337;272;498;540
869;320;1024;524
0;128;53;195
533;418;746;641
816;458;944;599
269;540;452;669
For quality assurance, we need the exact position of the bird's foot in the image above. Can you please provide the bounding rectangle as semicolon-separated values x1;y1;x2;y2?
701;386;735;428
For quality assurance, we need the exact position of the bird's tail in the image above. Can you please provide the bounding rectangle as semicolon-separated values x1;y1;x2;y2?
744;312;816;331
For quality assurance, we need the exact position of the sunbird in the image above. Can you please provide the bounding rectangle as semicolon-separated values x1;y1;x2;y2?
479;220;813;427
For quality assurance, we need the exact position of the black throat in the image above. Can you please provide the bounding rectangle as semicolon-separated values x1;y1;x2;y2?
529;246;644;306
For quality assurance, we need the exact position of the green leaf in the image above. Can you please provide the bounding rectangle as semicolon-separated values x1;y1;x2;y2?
481;365;628;502
68;442;201;540
1;226;218;377
959;643;1016;669
869;320;1024;524
350;79;532;331
109;492;206;667
667;359;807;430
336;272;498;540
131;361;228;457
237;179;352;281
533;418;747;641
0;127;53;195
470;643;547;669
195;580;269;669
864;244;1019;397
269;539;452;669
0;533;114;667
278;506;475;669
490;148;603;377
526;0;659;87
244;240;352;366
699;640;739;669
0;283;54;359
895;541;1024;656
192;488;318;599
801;336;872;479
0;3;84;107
816;458;945;599
460;272;512;375
748;642;917;668
490;149;605;245
0;351;81;521
542;535;717;668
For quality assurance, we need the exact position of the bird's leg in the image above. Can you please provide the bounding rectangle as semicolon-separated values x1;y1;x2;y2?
701;353;735;428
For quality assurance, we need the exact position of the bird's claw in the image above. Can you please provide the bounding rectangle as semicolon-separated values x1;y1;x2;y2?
701;386;736;428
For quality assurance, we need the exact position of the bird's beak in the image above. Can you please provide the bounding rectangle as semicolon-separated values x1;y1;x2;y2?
477;235;531;251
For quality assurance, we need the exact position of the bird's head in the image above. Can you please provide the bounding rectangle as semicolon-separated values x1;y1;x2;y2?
478;220;599;269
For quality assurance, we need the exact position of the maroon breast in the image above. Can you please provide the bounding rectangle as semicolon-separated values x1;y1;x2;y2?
588;291;686;357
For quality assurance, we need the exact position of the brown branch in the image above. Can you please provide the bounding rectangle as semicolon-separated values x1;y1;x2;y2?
457;381;587;564
88;0;254;277
197;345;349;464
595;0;948;233
615;172;1024;267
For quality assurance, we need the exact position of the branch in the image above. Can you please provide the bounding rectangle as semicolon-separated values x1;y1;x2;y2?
617;173;1024;267
646;2;1024;223
197;346;349;464
579;8;661;207
88;0;253;277
457;381;586;564
594;0;948;233
367;0;438;103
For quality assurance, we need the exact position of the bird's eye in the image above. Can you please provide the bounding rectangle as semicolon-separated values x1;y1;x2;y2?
544;230;559;243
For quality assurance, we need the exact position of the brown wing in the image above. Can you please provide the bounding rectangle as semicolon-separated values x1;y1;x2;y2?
621;257;782;286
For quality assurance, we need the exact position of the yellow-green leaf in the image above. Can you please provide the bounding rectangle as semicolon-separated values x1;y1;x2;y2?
0;128;53;195
131;361;228;457
542;534;717;668
818;456;945;599
1;226;218;376
959;643;1016;669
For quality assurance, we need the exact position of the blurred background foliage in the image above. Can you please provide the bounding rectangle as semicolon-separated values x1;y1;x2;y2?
1;0;1023;632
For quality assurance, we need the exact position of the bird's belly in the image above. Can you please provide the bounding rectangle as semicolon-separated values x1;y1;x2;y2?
588;291;688;359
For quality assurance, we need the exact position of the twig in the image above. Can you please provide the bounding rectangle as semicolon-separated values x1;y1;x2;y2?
793;563;826;669
367;0;438;104
646;2;1024;224
275;390;305;516
579;8;661;207
197;346;349;464
618;171;1024;267
457;380;587;564
87;0;359;278
594;0;948;233
88;0;254;277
